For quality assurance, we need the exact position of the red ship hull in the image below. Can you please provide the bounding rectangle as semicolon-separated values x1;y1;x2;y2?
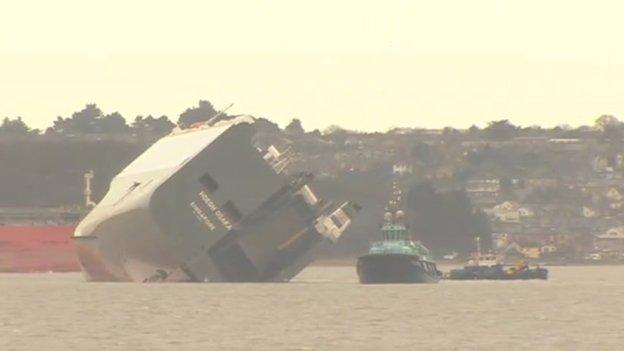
0;226;80;273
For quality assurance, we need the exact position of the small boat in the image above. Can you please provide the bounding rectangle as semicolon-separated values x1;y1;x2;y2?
357;189;440;284
447;260;548;280
446;239;548;280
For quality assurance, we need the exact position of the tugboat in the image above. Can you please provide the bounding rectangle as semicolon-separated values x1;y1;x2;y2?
357;189;440;284
446;238;548;280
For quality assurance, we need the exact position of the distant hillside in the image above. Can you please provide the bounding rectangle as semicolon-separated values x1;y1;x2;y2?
0;137;148;207
4;101;624;255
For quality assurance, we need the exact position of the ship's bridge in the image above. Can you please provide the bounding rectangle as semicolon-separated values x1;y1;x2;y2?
381;223;409;241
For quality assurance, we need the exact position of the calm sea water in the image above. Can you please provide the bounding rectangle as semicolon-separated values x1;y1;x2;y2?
1;265;622;351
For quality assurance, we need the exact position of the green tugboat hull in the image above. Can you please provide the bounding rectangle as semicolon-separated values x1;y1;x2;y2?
357;254;440;284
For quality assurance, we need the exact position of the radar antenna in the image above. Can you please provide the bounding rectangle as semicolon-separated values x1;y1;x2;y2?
206;103;235;126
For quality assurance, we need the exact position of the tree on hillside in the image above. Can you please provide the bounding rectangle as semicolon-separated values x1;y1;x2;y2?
254;117;281;134
178;100;218;128
441;127;461;145
323;124;350;146
99;112;130;134
323;125;348;135
601;124;623;143
594;114;621;132
595;115;624;143
406;181;492;254
307;129;322;138
442;126;459;135
483;119;519;140
467;124;481;137
558;125;594;139
284;118;305;135
132;115;175;136
48;104;130;134
50;104;102;134
411;141;434;165
0;117;37;135
520;125;544;137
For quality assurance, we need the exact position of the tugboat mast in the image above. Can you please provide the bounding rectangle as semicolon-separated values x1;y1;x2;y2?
475;236;482;266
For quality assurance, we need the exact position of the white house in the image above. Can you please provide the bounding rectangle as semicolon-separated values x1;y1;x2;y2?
392;163;413;176
595;227;624;252
582;206;600;218
605;187;623;202
488;201;534;222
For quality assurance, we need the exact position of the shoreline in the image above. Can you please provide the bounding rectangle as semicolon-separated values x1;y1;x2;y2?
311;258;624;267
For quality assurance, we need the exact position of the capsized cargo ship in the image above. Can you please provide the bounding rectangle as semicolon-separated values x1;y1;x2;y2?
72;116;360;282
0;208;82;273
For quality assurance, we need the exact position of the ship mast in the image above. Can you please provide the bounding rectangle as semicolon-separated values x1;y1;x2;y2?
475;236;482;266
83;170;96;209
384;181;408;241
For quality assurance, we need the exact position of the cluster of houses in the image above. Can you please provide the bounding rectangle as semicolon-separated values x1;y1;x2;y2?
473;184;624;262
254;124;624;262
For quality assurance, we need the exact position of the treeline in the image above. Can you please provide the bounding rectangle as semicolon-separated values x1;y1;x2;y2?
3;99;623;144
0;100;232;138
0;100;289;207
3;100;623;254
0;100;216;207
0;138;147;207
406;181;491;253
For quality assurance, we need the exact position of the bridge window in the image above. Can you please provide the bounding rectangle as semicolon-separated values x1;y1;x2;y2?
199;172;219;193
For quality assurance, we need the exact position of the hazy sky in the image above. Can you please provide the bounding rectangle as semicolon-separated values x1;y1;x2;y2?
1;0;624;132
